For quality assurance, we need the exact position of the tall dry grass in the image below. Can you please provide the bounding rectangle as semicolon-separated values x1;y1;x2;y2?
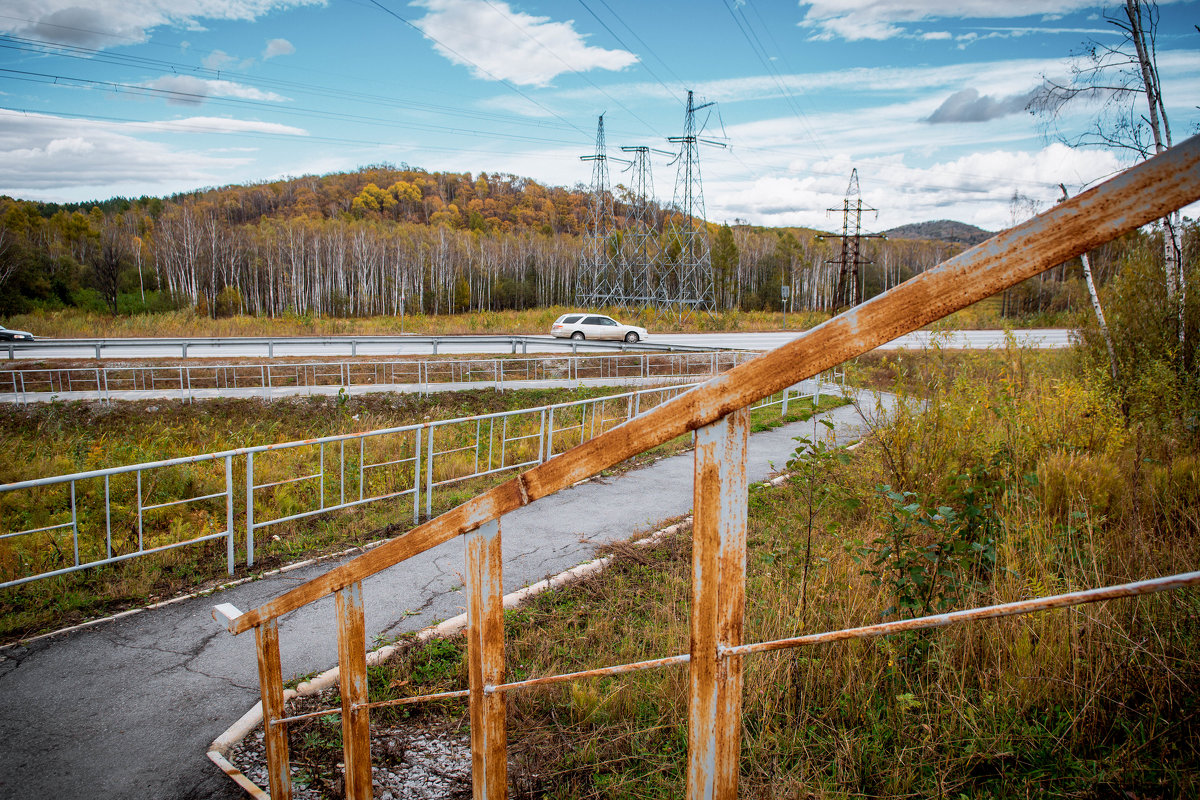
5;307;832;339
357;346;1199;798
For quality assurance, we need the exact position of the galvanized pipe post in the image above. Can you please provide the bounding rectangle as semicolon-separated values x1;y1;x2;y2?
688;406;750;800
246;453;256;567
466;519;507;799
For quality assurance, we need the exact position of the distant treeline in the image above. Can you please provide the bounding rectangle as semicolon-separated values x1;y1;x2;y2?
0;165;1151;318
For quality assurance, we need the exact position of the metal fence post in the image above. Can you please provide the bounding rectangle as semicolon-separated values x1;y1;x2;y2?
538;408;548;463
465;518;507;800
336;581;372;799
225;456;235;575
413;427;422;525
426;424;435;520
246;453;256;567
687;406;750;800
255;620;292;800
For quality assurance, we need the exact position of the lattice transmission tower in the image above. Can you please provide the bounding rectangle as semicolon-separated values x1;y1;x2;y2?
616;145;658;306
659;90;722;321
825;168;883;309
575;115;619;308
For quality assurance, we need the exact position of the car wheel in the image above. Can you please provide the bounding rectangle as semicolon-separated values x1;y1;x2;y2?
571;331;585;340
624;331;639;343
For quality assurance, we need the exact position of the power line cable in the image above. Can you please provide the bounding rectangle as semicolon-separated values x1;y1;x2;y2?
574;0;684;101
721;0;829;159
0;34;583;135
0;68;585;148
0;106;586;163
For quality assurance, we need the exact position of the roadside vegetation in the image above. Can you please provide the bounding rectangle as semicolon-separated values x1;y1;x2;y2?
303;328;1199;797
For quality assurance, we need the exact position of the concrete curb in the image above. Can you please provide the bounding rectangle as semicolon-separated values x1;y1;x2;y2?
205;516;696;793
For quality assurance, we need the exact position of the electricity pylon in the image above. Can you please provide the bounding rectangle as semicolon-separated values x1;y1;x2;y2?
617;145;658;306
825;168;883;309
660;90;722;322
575;115;618;308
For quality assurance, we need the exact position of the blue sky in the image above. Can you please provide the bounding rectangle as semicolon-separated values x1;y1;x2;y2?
0;0;1196;231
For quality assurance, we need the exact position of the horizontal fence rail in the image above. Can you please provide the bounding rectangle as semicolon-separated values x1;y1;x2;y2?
0;351;759;404
1;333;724;361
207;138;1200;799
0;375;836;589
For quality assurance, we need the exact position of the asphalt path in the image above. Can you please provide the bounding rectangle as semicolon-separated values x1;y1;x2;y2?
0;390;894;800
5;329;1073;360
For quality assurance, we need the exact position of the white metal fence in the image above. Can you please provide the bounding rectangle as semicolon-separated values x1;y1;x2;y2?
0;351;757;403
0;374;838;589
1;333;719;361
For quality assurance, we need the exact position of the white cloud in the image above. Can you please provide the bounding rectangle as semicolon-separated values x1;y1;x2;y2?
141;75;289;105
0;1;325;48
545;56;1065;116
203;50;238;70
796;1;1156;41
0;110;268;196
126;117;307;135
706;143;1125;231
411;0;638;87
925;87;1040;123
263;38;295;59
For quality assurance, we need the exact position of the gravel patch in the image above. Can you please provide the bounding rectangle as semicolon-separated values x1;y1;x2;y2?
229;691;473;799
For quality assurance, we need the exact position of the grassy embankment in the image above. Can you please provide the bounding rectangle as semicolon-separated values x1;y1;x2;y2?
292;347;1199;799
0;383;842;643
2;300;1069;341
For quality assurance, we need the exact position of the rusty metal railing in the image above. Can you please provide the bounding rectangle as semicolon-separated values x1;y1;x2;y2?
212;137;1200;799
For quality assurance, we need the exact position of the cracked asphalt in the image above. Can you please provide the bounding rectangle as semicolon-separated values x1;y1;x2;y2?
0;390;889;800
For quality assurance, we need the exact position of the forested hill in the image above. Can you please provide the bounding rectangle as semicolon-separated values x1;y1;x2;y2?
28;166;597;236
884;220;993;246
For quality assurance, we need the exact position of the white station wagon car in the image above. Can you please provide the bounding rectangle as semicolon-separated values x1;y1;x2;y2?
0;325;35;342
550;313;648;343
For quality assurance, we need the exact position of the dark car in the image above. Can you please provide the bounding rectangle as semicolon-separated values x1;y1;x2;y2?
0;325;35;342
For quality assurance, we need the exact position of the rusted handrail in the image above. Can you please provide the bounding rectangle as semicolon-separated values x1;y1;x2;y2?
214;137;1200;800
219;135;1200;638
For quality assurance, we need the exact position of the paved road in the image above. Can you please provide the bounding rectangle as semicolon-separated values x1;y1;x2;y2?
4;329;1073;361
0;390;891;800
652;328;1074;351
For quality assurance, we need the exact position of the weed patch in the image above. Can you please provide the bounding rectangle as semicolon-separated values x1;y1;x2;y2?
322;347;1200;798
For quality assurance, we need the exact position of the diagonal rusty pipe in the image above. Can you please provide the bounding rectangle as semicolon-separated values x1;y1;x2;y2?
223;134;1200;636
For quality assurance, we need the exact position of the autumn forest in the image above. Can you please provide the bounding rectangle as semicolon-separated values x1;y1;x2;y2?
0;164;1157;321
